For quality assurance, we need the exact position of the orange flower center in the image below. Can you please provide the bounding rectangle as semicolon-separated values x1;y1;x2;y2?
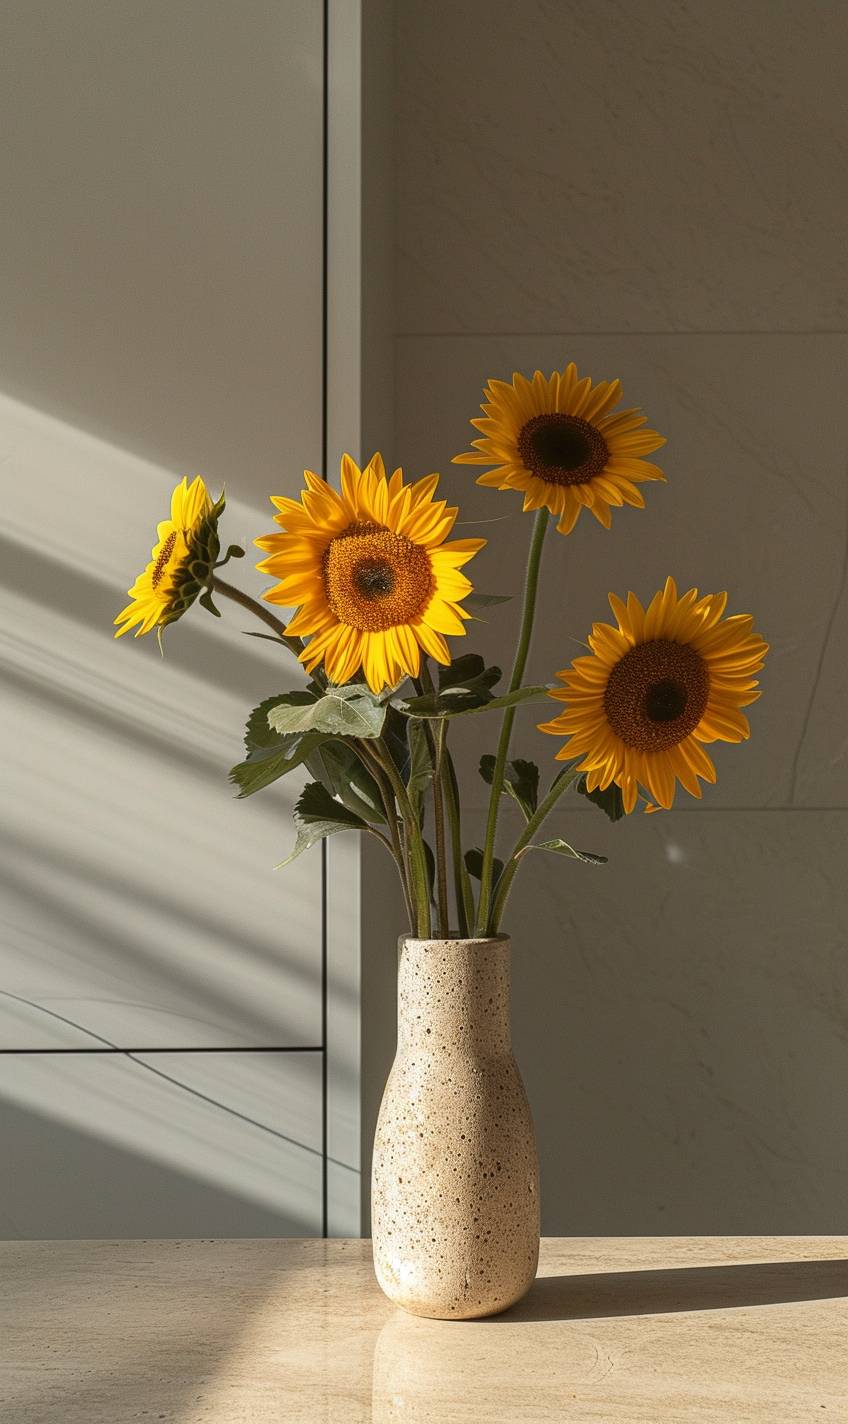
517;412;609;487
604;639;709;752
151;531;178;589
322;523;434;631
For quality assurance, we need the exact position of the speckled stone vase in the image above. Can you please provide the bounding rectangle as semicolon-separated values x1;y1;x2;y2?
371;935;540;1320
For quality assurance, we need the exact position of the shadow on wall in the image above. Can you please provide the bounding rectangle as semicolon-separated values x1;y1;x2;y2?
0;389;338;1238
0;1094;318;1239
505;807;848;1236
0;388;326;1054
0;1050;325;1238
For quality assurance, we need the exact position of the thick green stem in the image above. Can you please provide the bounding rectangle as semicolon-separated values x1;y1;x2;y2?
370;742;432;938
416;662;452;934
444;749;474;936
211;576;304;660
475;508;549;933
431;719;450;935
490;768;581;931
352;742;415;930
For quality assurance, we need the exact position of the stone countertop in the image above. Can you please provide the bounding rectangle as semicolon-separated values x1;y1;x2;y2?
2;1237;847;1421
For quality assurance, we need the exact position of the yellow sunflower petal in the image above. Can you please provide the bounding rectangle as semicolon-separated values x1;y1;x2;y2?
115;476;218;641
257;455;483;692
453;361;666;534
540;579;766;813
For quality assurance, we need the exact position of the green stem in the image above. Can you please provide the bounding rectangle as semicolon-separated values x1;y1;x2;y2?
365;827;397;858
490;768;581;932
211;576;304;661
416;662;453;935
475;508;549;933
364;744;414;896
444;749;474;936
431;719;450;935
351;742;415;931
369;742;432;938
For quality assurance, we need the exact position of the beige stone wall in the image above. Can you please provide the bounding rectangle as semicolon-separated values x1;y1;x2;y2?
389;0;848;1232
0;0;327;1237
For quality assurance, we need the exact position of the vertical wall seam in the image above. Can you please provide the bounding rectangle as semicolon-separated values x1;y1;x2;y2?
320;0;330;1241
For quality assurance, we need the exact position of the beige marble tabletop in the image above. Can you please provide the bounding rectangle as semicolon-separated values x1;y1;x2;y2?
2;1237;847;1422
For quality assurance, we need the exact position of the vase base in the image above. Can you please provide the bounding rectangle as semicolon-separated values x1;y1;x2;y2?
384;1287;534;1322
374;1248;539;1322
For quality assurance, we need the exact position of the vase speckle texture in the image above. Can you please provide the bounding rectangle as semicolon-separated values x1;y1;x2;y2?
371;935;540;1320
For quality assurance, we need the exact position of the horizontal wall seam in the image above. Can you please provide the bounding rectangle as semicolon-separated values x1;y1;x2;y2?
394;330;848;340
0;1046;325;1055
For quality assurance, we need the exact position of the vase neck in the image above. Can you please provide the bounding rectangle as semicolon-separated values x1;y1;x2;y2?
396;937;512;1055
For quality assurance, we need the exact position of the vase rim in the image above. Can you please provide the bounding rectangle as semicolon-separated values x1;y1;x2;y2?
398;932;510;948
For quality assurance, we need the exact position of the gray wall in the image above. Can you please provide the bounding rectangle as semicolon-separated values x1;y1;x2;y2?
388;0;848;1232
0;1;327;1237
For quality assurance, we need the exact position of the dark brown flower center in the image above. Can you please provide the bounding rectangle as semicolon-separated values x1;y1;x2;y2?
604;639;709;752
354;559;396;599
517;412;609;487
151;530;178;589
322;522;435;631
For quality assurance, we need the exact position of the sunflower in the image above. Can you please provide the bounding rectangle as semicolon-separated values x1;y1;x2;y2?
453;362;666;534
539;577;768;812
255;454;485;694
114;476;222;638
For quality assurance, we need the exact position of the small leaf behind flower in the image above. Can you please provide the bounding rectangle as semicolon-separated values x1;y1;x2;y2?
479;755;539;820
396;654;549;717
440;654;499;692
576;774;626;822
464;847;505;884
465;592;514;608
397;653;502;713
397;682;550;718
276;781;368;867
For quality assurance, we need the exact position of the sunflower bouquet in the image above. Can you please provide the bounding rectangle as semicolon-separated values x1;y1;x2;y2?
115;362;767;938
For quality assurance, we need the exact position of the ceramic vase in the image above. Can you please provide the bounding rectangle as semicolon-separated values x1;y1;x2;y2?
371;935;540;1319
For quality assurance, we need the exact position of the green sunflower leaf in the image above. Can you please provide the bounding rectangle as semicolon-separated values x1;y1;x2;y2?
404;718;435;818
245;692;317;751
394;655;503;716
473;685;551;713
305;741;386;823
397;681;551;719
229;695;328;797
229;731;329;798
276;781;368;868
381;702;416;778
267;684;386;739
515;839;607;866
576;774;626;822
479;755;539;821
440;653;500;692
